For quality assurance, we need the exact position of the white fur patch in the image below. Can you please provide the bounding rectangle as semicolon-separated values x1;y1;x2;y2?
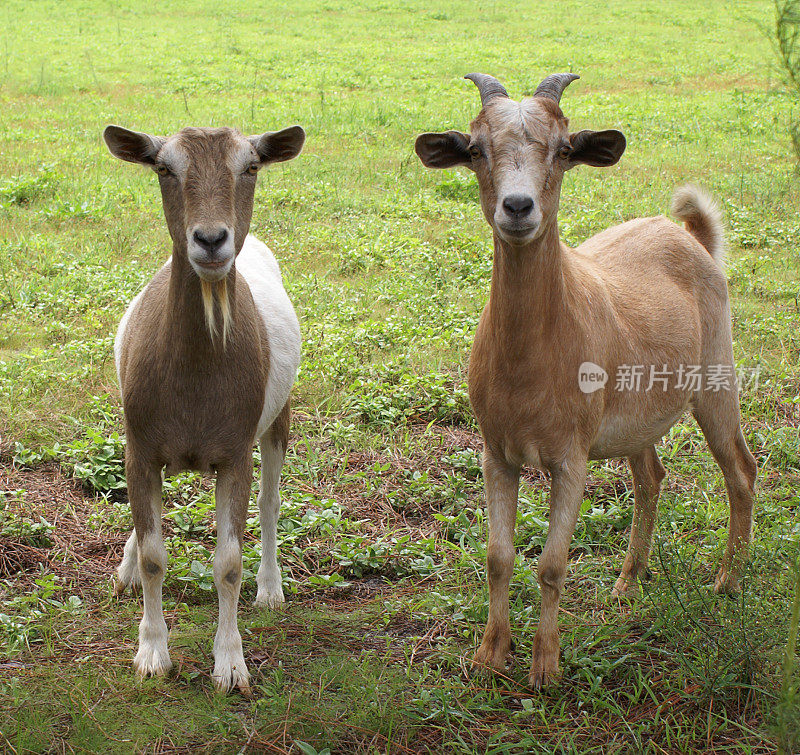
235;235;302;439
226;140;258;174
158;139;189;177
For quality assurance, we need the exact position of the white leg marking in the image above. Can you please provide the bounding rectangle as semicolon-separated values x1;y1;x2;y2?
115;530;141;595
212;467;250;694
134;530;171;678
255;439;285;608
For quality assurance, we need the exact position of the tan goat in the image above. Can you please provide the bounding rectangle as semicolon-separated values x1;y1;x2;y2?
104;123;305;693
415;73;757;688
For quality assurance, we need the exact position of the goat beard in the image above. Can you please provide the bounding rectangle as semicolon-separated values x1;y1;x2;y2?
200;278;231;348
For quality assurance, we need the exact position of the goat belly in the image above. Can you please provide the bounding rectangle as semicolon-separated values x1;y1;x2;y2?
589;407;686;460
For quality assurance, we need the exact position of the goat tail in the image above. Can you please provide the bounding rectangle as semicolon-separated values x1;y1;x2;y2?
670;184;725;267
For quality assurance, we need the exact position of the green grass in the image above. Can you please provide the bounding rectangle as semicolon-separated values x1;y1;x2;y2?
1;0;799;752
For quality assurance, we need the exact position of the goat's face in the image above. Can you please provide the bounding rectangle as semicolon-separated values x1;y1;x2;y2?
415;73;626;247
103;125;305;281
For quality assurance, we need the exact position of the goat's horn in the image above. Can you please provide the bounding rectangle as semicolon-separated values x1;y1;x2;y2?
533;73;580;103
464;73;509;107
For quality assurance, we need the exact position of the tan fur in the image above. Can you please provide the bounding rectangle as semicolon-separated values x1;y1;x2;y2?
671;184;725;265
118;128;270;477
422;88;756;689
200;279;217;339
216;278;231;347
156;127;260;344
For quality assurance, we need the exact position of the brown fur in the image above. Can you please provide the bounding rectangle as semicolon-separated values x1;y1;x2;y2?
417;82;756;689
115;126;273;498
105;122;304;693
119;260;269;478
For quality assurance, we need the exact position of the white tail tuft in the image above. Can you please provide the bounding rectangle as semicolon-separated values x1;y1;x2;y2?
670;184;725;267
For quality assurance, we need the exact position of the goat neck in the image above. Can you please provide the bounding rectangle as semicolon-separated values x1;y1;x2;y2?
486;218;567;355
166;234;236;354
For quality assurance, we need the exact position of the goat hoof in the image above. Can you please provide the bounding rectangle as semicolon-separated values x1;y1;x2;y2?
115;565;141;596
254;589;285;609
611;576;641;599
528;666;560;690
713;570;740;596
529;635;560;690
528;659;561;690
113;575;139;597
471;633;512;674
470;650;505;676
212;659;251;696
133;644;172;679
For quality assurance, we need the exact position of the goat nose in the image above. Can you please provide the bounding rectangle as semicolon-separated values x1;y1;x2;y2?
193;227;229;254
502;194;534;218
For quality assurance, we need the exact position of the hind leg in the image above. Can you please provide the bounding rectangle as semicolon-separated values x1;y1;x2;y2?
115;530;141;595
612;446;665;598
255;400;290;608
693;391;757;595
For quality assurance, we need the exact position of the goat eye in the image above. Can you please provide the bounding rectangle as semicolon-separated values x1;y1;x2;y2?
557;145;571;160
154;164;171;177
468;145;482;160
245;163;259;175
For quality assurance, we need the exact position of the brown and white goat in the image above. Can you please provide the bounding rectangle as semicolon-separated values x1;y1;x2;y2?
104;123;305;693
415;73;756;688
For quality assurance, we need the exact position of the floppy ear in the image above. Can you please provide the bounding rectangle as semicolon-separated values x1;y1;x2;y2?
103;125;164;165
415;131;472;169
249;125;306;165
567;129;626;168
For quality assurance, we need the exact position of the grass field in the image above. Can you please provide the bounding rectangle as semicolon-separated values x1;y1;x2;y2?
1;0;799;752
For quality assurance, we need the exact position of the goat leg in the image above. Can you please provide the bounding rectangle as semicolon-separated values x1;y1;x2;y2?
529;451;586;689
128;458;171;679
212;458;252;695
612;446;665;598
255;403;289;608
472;452;519;674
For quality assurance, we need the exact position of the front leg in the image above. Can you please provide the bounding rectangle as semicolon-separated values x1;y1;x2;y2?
472;451;520;674
127;457;171;678
530;451;587;689
212;459;252;694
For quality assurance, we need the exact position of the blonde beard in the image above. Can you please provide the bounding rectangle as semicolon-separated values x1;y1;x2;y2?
200;278;231;348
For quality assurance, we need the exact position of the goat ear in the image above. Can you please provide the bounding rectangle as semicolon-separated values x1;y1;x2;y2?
249;126;306;165
415;131;472;169
103;126;164;165
567;129;626;169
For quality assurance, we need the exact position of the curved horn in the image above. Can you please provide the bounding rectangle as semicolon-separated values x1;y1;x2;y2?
464;73;509;107
533;72;580;104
